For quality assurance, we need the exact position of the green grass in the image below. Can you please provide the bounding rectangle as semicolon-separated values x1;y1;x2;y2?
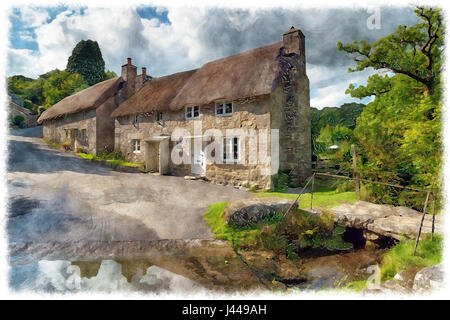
203;202;274;248
343;280;368;292
105;159;140;167
75;152;140;167
254;188;357;210
203;192;354;256
76;152;94;160
380;234;442;281
42;138;61;149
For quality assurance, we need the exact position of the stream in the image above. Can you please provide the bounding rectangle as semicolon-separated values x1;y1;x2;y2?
9;239;384;294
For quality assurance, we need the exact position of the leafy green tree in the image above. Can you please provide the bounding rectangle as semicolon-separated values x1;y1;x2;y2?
42;70;87;107
7;75;34;95
105;70;117;80
337;6;443;208
338;6;442;96
66;39;106;86
311;103;364;158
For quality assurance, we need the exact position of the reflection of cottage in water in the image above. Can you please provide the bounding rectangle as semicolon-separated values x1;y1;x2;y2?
38;27;311;189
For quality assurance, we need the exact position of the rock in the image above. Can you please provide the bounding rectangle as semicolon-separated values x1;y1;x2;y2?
394;273;404;281
223;197;296;227
362;280;411;295
329;201;442;240
413;264;444;293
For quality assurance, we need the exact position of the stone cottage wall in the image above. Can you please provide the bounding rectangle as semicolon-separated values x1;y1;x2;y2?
95;95;117;155
42;109;97;154
114;97;273;189
270;56;311;184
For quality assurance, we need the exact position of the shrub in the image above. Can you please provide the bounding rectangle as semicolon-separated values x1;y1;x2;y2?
76;147;86;154
61;140;71;151
332;180;355;193
273;172;290;192
12;115;25;126
203;202;353;261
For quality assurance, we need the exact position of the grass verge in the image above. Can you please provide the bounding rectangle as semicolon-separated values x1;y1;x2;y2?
380;234;442;281
75;152;140;167
203;195;353;259
254;188;357;210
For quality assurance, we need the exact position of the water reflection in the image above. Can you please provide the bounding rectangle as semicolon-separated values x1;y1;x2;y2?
10;259;206;293
9;240;382;293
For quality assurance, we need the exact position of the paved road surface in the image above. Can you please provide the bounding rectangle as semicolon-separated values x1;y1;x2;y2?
7;127;250;244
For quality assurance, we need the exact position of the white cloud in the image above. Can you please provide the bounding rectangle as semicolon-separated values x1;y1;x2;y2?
18;30;35;42
18;6;50;28
7;6;211;78
6;6;387;106
309;70;373;108
7;48;41;76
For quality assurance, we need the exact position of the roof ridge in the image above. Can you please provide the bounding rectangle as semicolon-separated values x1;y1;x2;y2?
201;41;282;66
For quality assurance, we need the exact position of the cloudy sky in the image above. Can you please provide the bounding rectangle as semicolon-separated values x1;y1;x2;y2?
6;3;420;109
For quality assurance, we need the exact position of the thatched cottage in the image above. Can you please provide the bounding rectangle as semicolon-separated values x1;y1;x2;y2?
39;27;311;189
111;27;311;189
37;77;123;154
37;57;150;155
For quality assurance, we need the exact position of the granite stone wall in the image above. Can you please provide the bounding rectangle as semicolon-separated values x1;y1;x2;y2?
42;109;97;155
114;97;273;189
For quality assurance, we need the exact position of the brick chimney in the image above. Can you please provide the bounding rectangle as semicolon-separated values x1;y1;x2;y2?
142;67;146;76
282;26;305;66
121;57;137;101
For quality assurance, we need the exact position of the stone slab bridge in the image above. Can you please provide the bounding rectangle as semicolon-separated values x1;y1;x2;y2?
322;201;443;242
308;201;443;240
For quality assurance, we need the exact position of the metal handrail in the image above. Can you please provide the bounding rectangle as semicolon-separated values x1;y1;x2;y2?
290;171;437;255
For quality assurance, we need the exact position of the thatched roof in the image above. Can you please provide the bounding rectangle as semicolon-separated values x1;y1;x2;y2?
37;77;123;124
169;41;283;110
111;41;283;117
111;70;196;117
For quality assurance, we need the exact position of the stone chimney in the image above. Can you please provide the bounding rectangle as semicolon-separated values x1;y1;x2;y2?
134;67;152;91
121;57;137;101
282;26;306;67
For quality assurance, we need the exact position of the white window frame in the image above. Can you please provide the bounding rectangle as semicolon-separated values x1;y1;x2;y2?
222;136;240;163
185;106;200;120
132;139;141;153
156;111;163;122
131;114;138;126
215;101;233;117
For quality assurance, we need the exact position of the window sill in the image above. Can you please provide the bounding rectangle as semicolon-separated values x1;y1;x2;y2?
215;113;233;117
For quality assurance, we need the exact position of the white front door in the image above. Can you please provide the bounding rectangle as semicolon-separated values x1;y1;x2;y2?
192;149;205;175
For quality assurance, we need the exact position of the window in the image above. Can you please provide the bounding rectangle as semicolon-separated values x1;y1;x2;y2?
131;114;138;126
156;111;163;122
215;101;233;116
223;137;240;162
185;106;200;120
132;139;141;153
80;129;87;143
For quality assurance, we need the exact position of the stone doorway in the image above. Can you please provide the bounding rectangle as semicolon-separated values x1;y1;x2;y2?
144;136;169;174
68;129;78;150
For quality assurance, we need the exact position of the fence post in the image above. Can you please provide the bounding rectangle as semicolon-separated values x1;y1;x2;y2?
413;191;431;256
310;173;315;210
431;192;436;241
351;144;360;200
